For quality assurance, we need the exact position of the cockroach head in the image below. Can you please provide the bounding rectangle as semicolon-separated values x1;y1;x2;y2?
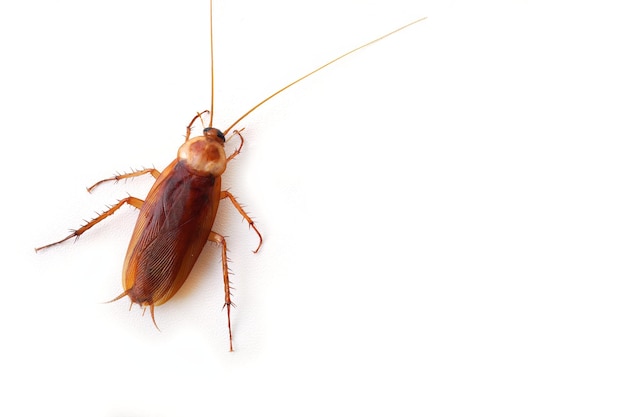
178;127;227;177
203;127;226;142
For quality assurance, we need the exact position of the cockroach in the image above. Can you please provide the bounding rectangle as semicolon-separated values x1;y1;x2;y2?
36;0;426;351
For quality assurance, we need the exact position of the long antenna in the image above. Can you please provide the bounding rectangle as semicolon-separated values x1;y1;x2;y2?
223;16;427;136
209;0;215;127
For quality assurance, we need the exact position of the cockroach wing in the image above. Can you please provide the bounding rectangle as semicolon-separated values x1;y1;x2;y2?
121;159;221;307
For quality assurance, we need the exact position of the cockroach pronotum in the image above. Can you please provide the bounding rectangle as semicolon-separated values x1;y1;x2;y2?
36;0;426;351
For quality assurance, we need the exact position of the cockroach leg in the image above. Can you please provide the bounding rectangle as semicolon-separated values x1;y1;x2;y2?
185;110;211;141
220;190;263;253
35;196;144;252
87;169;161;193
209;231;234;351
226;129;245;162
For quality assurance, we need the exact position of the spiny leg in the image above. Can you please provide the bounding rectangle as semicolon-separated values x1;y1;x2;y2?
87;169;160;193
226;129;245;162
209;231;234;352
35;196;144;252
221;190;263;253
186;110;211;141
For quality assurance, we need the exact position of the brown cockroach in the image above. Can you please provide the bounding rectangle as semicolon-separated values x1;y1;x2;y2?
36;0;426;351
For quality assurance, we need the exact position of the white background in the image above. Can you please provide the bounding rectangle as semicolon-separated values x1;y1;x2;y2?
2;0;626;415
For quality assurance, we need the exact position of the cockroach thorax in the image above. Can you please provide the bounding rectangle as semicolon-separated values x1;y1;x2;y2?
178;129;227;176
